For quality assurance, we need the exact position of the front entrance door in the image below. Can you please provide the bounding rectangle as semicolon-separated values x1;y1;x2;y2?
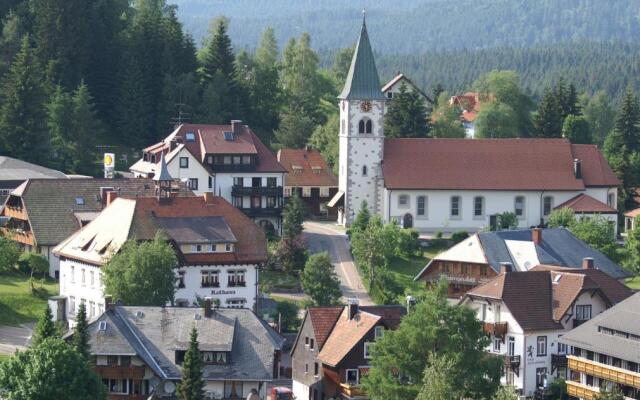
403;213;413;228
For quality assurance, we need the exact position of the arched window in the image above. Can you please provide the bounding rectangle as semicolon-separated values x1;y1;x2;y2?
358;118;373;134
362;165;367;176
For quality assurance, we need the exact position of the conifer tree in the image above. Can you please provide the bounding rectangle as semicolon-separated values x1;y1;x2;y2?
73;302;90;360
70;82;101;175
0;36;49;165
177;327;205;400
534;87;564;138
47;85;74;170
384;83;430;138
31;305;57;346
301;252;342;306
351;201;371;235
274;106;315;148
282;192;306;238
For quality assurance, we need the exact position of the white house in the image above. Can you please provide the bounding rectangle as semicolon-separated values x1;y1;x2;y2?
53;166;267;325
381;73;433;109
130;120;287;234
330;18;620;233
460;262;633;397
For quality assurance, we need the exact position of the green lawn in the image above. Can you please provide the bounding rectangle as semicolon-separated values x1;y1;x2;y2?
385;244;447;295
0;354;10;363
625;276;640;290
0;273;59;326
259;270;301;292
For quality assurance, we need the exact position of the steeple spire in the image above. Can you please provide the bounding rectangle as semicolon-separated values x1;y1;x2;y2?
338;14;385;100
153;152;173;199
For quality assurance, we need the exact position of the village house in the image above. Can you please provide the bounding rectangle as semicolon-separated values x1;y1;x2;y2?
0;178;190;279
331;18;620;233
277;148;338;218
381;73;433;109
53;161;267;324
0;156;68;204
129;120;287;234
560;292;640;400
67;298;284;399
461;262;632;398
414;228;630;298
291;302;405;400
450;92;482;138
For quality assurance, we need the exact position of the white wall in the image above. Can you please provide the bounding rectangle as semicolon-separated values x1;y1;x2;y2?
385;189;618;233
293;379;310;400
166;147;211;196
59;258;105;325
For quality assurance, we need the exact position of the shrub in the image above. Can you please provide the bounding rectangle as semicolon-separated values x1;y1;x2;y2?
451;231;469;244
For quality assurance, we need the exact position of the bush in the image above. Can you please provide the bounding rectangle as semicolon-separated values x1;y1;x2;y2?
396;228;420;258
496;212;518;230
451;231;469;244
547;207;576;228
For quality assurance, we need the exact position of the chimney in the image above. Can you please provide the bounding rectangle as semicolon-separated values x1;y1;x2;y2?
347;299;359;320
500;262;513;274
203;192;214;204
231;120;242;136
573;158;582;179
582;257;594;270
203;297;212;318
104;295;114;311
532;228;542;245
105;190;118;207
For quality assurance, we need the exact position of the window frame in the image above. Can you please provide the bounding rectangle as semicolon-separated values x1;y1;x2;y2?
473;196;485;218
450;196;461;218
179;157;189;168
416;195;427;217
493;338;501;353
514;196;525;218
575;304;592;321
537;336;547;357
543;196;554;216
364;342;373;359
398;194;410;208
345;369;359;385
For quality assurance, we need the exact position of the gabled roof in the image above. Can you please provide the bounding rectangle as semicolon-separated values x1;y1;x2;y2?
415;228;629;281
0;156;68;181
317;308;380;367
308;307;343;349
277;148;338;188
2;179;191;246
382;138;619;190
381;73;433;103
560;292;640;362
465;269;631;332
338;16;385;101
82;306;284;381
54;195;267;266
554;193;617;214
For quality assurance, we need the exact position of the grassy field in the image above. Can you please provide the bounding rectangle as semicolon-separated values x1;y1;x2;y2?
0;354;9;363
625;276;640;290
259;270;301;292
0;273;59;326
385;244;448;296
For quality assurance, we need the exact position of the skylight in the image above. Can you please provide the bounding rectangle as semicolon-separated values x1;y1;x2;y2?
98;321;107;331
223;131;234;141
75;197;85;205
185;132;195;142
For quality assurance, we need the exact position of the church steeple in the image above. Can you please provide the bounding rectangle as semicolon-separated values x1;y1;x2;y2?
339;13;385;100
153;152;173;199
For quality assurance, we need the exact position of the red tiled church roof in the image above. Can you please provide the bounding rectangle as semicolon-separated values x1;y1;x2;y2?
382;138;620;190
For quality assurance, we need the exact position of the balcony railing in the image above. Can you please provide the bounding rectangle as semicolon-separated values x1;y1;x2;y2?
425;273;492;286
339;383;365;398
568;355;640;389
231;185;283;197
551;353;567;372
1;227;35;246
238;207;282;218
566;380;599;400
94;365;145;380
483;322;508;338
3;206;27;220
504;355;521;376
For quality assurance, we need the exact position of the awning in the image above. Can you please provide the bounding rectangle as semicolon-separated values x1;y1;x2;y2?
327;190;344;208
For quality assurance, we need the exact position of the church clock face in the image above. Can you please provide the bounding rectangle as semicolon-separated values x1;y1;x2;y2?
360;101;372;113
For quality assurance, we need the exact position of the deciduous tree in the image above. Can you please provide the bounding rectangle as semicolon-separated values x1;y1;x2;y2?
475;102;518;138
563;114;592;144
0;236;20;273
301;252;342;306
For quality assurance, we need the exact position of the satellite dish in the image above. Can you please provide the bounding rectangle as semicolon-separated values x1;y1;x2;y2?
149;377;160;389
164;381;176;394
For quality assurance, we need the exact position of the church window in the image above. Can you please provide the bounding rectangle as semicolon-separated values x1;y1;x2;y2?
417;196;426;216
543;196;553;216
474;196;484;217
450;196;461;217
362;166;367;176
366;119;372;133
398;195;409;208
514;196;525;218
358;118;373;134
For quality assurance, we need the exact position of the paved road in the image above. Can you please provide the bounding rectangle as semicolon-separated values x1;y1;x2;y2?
0;323;34;356
303;221;373;306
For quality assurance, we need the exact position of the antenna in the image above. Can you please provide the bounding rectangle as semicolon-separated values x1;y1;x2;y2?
169;92;191;127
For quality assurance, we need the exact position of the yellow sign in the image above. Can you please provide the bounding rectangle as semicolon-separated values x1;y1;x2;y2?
104;153;114;167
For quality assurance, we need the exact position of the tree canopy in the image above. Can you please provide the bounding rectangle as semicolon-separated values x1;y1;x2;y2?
301;252;342;306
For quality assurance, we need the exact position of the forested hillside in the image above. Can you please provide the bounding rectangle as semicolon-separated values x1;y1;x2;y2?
171;0;640;51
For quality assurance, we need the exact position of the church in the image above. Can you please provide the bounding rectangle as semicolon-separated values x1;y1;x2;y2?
329;17;620;234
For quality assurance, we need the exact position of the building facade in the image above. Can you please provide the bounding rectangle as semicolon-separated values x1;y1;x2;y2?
129;120;287;234
381;73;433;109
461;264;632;397
560;292;640;399
332;19;620;233
69;301;284;399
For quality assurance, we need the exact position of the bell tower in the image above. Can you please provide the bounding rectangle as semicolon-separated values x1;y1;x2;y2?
337;13;385;226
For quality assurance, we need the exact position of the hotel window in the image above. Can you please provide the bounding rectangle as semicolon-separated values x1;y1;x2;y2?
608;192;615;208
302;187;311;197
375;326;385;339
284;187;291;197
200;270;219;288
473;196;484;217
450;196;461;217
228;270;246;287
226;299;247;308
320;187;330;197
208;176;212;189
90;271;94;287
106;379;129;394
89;301;96;318
176;271;186;288
514;196;525;217
543;196;554;216
179;157;189;168
346;369;359;385
242;156;251;165
223;156;231;164
508;337;515;356
575;305;592;321
364;342;373;358
251;196;261;208
557;335;566;354
493;338;501;353
70;266;75;283
188;178;198;190
81;269;85;286
207;155;213;164
314;362;319;376
233;156;241;164
310;338;315;350
537;336;547;356
232;196;243;208
225;243;232;252
252;177;261;187
399;195;409;208
481;304;487;321
69;296;76;315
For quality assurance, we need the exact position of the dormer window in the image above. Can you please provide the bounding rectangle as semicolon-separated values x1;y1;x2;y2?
202;351;228;364
223;131;234;141
185;132;195;142
292;165;303;175
312;166;322;174
75;197;85;205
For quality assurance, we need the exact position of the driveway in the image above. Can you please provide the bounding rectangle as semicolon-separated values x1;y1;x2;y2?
303;221;373;306
0;322;34;356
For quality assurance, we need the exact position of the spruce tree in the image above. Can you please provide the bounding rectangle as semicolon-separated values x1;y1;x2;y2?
47;85;74;171
201;17;236;84
73;302;90;361
282;192;306;238
31;305;57;346
614;89;640;152
351;201;371;235
534;87;564;138
0;36;49;165
274;106;315;148
384;83;430;138
70;82;101;176
177;327;205;400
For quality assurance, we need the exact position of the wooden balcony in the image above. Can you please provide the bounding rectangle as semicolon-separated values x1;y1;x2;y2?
94;365;145;380
566;380;599;400
1;227;35;246
339;382;366;398
483;322;508;338
568;355;640;389
3;206;27;220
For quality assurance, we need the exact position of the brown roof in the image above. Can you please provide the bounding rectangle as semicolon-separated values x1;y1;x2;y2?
555;193;617;213
129;196;267;265
317;308;380;367
308;307;343;349
466;269;632;332
382;138;619;190
625;208;640;218
144;123;286;173
277;149;338;188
